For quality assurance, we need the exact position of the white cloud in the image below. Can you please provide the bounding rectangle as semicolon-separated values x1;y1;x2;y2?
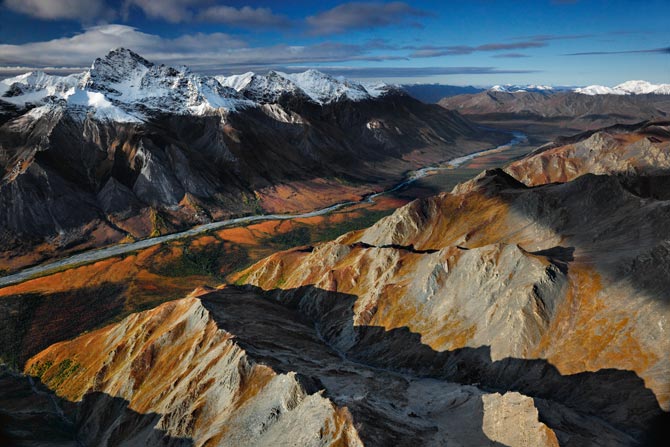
0;25;244;68
3;0;114;22
122;1;287;28
0;24;401;73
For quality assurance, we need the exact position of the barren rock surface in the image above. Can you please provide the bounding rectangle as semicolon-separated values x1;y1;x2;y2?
482;392;559;447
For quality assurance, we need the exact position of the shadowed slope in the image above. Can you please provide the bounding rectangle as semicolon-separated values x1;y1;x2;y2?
0;366;193;447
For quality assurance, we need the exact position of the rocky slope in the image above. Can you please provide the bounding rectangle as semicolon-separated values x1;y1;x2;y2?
23;290;363;447
0;48;504;272
506;121;670;186
233;125;670;443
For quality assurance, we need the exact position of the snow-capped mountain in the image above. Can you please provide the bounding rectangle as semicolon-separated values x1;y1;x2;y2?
216;69;392;104
486;80;670;96
235;71;311;104
0;71;82;105
574;80;670;95
215;72;254;92
489;84;555;93
280;69;371;104
79;48;246;117
0;48;394;123
0;48;485;272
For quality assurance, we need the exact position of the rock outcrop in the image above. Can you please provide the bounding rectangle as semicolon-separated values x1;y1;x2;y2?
482;392;559;447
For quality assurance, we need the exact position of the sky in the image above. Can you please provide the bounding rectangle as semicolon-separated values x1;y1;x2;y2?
0;0;667;86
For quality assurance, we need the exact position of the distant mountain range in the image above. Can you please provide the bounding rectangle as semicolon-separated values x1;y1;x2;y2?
397;81;670;104
439;84;670;130
487;80;670;95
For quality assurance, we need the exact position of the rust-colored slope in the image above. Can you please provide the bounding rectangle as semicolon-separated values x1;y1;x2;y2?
506;122;670;187
25;292;362;447
0;199;399;367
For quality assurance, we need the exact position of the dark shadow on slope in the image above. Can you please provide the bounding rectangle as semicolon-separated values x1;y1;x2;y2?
225;284;668;446
619;174;670;200
352;241;439;254
469;169;670;308
0;282;126;367
199;287;505;447
0;367;193;446
642;411;670;447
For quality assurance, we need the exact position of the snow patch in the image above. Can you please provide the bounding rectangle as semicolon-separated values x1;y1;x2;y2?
281;69;370;104
215;72;254;91
489;84;554;93
66;88;142;122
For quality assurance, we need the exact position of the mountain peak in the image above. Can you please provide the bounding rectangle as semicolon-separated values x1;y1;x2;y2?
85;48;154;95
100;47;153;67
281;69;370;104
489;84;554;93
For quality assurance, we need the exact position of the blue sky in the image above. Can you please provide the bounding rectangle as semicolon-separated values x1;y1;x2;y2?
0;0;667;85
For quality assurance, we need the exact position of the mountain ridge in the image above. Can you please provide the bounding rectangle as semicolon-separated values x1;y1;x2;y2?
0;48;397;122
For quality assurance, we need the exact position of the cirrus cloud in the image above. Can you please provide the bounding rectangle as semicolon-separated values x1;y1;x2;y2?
121;0;208;23
408;41;546;58
565;46;670;56
122;0;289;28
